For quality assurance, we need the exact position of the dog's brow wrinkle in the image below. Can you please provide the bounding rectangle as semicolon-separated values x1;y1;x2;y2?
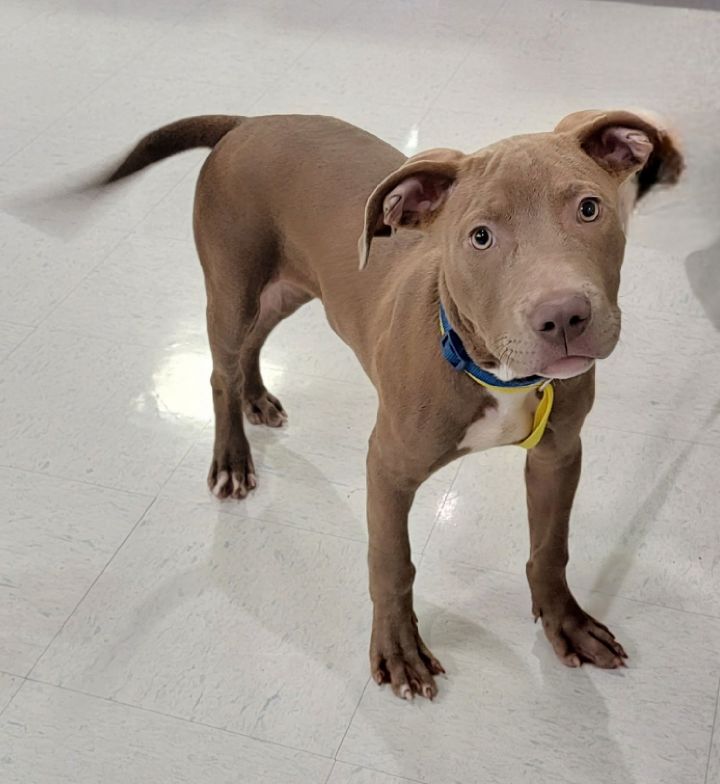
558;182;599;199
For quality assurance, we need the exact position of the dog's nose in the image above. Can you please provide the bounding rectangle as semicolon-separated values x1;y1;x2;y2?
530;293;591;345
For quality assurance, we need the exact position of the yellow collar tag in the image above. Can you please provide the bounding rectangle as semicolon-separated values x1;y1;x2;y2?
517;382;554;450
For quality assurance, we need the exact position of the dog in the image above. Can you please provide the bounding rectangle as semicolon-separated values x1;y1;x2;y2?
96;109;682;700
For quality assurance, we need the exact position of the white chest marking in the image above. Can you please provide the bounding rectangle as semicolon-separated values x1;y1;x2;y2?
459;388;539;452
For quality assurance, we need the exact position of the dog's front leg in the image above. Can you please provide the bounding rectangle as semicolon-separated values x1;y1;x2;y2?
366;429;444;700
524;432;627;668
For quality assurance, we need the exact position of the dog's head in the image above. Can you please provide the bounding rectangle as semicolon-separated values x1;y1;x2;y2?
360;109;683;379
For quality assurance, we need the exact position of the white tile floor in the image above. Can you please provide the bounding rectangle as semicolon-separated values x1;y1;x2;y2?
1;0;719;782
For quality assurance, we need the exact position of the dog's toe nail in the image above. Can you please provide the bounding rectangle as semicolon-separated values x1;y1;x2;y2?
400;685;413;701
212;470;230;496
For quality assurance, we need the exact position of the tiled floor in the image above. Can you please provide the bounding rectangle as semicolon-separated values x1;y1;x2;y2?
1;0;719;782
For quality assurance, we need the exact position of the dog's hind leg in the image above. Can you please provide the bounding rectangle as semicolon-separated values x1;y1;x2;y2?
240;280;312;427
197;225;274;500
193;144;312;497
204;283;259;499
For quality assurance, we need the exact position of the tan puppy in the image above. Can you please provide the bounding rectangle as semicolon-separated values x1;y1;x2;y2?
99;110;682;700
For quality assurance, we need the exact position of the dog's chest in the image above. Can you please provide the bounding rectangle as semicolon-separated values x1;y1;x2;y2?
459;388;539;452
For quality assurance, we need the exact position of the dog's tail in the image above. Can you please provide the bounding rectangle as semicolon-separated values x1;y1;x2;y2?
101;114;241;184
1;115;242;237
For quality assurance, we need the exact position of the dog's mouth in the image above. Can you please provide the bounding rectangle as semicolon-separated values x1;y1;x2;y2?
485;351;600;382
482;317;619;382
537;355;595;380
486;327;617;381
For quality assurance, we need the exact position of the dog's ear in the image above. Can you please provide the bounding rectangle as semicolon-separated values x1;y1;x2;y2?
555;109;684;198
359;149;463;270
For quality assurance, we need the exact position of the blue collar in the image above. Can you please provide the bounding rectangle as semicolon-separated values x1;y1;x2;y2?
439;304;544;390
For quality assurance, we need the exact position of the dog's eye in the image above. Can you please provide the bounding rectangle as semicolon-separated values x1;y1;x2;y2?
578;197;600;222
470;226;493;249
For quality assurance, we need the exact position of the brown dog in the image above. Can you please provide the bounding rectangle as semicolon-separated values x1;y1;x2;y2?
100;110;682;700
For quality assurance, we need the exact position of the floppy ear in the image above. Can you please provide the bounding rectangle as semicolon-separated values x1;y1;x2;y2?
555;109;684;198
358;149;463;270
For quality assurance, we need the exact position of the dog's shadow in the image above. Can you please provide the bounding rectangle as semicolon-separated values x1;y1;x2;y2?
588;395;720;621
530;631;636;784
685;234;720;332
405;598;635;782
92;438;372;692
588;233;720;616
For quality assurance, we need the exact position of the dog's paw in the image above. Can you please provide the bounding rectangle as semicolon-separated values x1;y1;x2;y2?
371;618;445;701
540;606;627;669
208;453;257;500
244;390;287;428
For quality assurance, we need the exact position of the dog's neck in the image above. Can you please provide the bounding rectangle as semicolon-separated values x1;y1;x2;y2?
437;271;499;373
438;303;544;390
